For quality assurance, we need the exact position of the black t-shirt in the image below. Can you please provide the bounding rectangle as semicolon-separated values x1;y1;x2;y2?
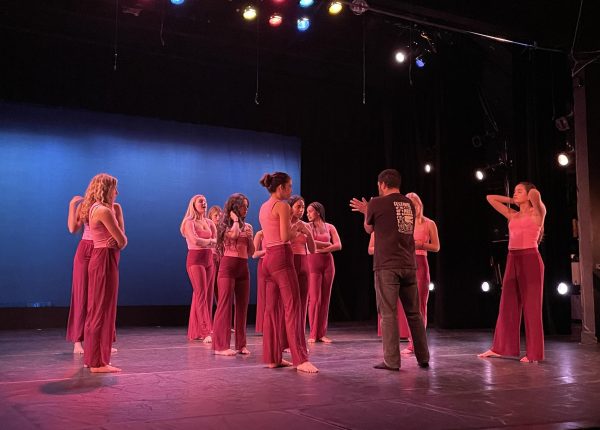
366;192;416;270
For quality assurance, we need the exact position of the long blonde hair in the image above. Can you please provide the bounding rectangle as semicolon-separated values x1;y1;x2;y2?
180;194;206;237
79;173;118;224
406;192;424;222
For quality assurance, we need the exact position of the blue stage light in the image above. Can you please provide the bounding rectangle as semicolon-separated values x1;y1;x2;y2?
297;17;310;31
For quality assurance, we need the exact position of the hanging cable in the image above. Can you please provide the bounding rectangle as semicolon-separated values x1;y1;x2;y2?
113;0;119;71
362;15;366;105
160;0;166;47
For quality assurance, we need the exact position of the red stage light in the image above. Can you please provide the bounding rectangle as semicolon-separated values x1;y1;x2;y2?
269;13;283;27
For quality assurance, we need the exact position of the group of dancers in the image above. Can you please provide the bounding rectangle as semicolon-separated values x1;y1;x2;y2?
66;169;546;374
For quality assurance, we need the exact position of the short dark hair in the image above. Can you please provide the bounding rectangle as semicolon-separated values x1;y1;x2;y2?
378;169;401;189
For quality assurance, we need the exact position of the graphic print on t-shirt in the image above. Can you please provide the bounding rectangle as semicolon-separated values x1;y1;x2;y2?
394;201;414;234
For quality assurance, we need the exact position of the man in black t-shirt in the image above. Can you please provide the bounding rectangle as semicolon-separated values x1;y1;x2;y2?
350;169;430;370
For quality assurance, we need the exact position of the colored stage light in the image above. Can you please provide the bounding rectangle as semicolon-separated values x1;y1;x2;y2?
415;55;425;68
243;6;257;20
299;0;314;7
394;51;406;63
557;282;569;295
269;13;283;27
297;17;310;31
170;0;184;4
329;1;343;14
481;281;490;292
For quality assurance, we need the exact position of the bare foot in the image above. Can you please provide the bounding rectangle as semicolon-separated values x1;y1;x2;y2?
319;336;333;343
283;348;291;353
238;347;251;355
520;356;539;363
478;349;501;358
307;338;315;344
267;359;293;368
90;365;121;373
203;335;212;344
215;349;237;356
111;347;118;353
73;342;84;354
296;361;319;373
401;347;413;355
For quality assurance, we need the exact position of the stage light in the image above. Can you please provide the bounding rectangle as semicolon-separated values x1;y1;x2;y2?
329;1;343;14
424;163;433;173
299;0;314;7
170;0;184;4
350;0;368;15
557;282;569;295
415;55;425;68
481;281;490;292
269;13;283;26
297;17;310;31
243;6;257;20
557;152;571;167
428;282;435;291
475;169;485;181
394;51;406;63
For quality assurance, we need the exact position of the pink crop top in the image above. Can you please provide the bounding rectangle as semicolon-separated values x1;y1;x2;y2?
291;221;308;255
259;197;287;248
89;203;115;248
414;219;430;256
184;219;213;250
82;223;93;241
508;215;541;250
223;224;253;259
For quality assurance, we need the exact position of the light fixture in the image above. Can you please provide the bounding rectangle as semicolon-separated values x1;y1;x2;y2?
394;51;406;63
415;55;425;68
329;1;343;14
170;0;185;4
243;6;257;20
475;169;485;181
557;152;570;166
297;17;310;31
269;13;283;26
350;0;368;15
299;0;314;7
424;163;433;173
428;282;435;291
557;282;569;295
481;281;490;292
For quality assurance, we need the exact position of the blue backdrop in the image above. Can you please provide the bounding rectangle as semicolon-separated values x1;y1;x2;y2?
0;103;301;307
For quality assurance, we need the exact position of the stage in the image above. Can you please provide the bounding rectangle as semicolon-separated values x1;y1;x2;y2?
1;324;599;429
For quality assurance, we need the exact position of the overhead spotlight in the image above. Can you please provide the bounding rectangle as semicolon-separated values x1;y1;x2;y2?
394;51;406;63
329;1;343;14
424;163;433;173
557;152;570;166
297;17;310;31
243;5;257;20
481;281;491;292
350;0;368;15
170;0;185;4
269;13;283;26
428;282;435;291
415;55;425;68
557;282;569;295
299;0;314;7
475;169;485;181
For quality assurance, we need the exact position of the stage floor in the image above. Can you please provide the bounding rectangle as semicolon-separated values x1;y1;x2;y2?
1;324;599;430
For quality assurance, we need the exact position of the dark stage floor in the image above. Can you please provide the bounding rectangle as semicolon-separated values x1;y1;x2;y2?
1;324;599;430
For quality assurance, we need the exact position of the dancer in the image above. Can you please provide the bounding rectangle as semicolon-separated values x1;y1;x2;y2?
306;202;341;344
208;205;222;304
289;195;316;338
253;230;266;334
67;194;124;354
478;182;546;363
80;173;127;373
258;171;318;373
213;194;254;356
181;195;217;343
350;168;429;370
400;192;440;354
